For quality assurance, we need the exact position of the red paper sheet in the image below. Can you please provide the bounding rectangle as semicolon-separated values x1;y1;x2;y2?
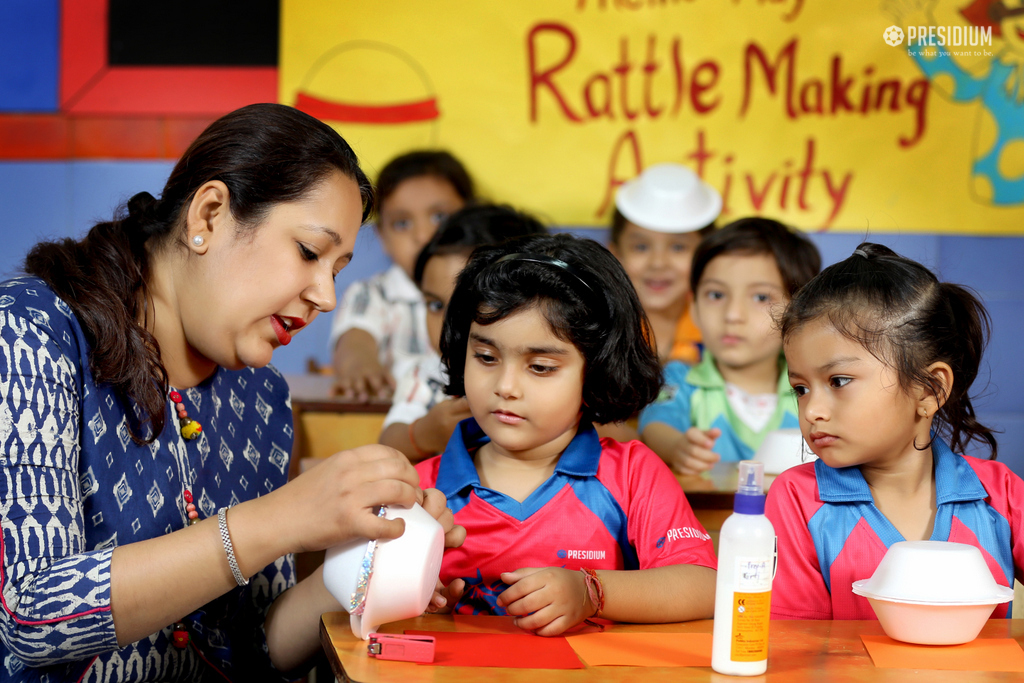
861;635;1024;672
405;630;584;669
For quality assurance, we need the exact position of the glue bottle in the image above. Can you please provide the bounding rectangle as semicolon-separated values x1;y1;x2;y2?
711;461;776;676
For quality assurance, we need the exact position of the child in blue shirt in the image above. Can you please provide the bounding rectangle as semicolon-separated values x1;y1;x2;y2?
639;218;820;474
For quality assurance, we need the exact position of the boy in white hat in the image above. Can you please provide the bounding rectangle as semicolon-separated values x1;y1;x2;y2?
608;163;722;366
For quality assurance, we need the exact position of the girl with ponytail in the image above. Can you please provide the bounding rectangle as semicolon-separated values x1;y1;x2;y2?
765;243;1023;621
0;103;460;682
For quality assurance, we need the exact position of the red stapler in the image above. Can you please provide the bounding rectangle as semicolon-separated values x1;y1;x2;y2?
367;633;436;663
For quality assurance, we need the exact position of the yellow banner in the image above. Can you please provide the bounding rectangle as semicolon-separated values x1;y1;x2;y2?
280;0;1024;233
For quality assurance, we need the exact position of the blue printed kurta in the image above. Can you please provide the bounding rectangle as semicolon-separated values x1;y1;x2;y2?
0;278;296;682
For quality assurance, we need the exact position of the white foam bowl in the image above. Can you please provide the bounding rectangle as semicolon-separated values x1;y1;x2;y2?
322;503;445;640
752;429;814;475
861;597;1002;645
852;541;1013;644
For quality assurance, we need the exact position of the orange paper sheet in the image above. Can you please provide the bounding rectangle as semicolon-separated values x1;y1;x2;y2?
861;635;1024;672
566;632;712;667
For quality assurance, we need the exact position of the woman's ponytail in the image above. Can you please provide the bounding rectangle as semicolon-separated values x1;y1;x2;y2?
25;193;171;443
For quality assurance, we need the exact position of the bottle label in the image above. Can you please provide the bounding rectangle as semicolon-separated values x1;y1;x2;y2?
730;590;772;662
735;556;773;592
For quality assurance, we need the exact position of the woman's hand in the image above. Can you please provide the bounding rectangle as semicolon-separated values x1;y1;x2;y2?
497;567;595;636
275;444;423;554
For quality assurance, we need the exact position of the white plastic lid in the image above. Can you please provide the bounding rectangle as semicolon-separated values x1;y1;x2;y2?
851;540;1015;605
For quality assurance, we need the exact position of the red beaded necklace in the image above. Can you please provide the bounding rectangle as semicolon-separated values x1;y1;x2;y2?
169;390;203;440
171;387;203;650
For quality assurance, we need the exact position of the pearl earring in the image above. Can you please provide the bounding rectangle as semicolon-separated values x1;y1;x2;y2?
192;235;204;247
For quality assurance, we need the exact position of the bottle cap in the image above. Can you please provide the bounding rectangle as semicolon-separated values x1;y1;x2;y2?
734;461;766;514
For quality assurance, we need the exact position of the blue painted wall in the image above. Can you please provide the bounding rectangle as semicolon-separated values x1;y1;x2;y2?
0;160;1020;474
0;0;59;112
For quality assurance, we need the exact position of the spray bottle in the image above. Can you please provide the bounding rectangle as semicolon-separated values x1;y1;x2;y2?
711;461;776;676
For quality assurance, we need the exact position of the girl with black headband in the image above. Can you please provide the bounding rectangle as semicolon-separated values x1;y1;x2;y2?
417;233;717;635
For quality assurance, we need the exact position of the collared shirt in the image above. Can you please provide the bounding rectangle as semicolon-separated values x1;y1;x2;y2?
416;419;717;615
328;264;430;376
668;307;702;366
766;438;1024;620
638;353;800;462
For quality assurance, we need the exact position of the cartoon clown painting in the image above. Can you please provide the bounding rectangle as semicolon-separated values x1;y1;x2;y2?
888;0;1024;205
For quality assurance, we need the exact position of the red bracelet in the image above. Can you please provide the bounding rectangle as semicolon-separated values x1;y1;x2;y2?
580;568;605;616
408;420;433;460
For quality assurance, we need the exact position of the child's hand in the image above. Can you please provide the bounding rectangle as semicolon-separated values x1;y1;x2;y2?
334;362;394;402
425;577;466;614
417;397;473;453
672;427;722;475
497;567;595;636
332;330;395;401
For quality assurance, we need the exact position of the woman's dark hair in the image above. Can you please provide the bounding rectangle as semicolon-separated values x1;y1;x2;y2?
441;233;662;424
412;204;547;286
609;208;715;245
780;242;997;459
375;150;475;216
689;217;821;297
24;103;373;444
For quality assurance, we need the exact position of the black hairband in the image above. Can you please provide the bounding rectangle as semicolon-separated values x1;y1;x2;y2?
491;252;594;292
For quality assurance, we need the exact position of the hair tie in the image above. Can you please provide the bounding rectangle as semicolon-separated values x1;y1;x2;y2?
491;252;594;292
853;248;869;258
124;191;165;243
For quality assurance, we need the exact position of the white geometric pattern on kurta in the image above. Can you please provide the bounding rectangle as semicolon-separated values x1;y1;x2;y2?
0;279;297;682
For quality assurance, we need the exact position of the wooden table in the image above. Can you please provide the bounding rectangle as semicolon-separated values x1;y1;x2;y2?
320;612;1024;682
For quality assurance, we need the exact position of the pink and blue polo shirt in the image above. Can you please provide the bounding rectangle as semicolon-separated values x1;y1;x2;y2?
766;437;1024;620
416;419;717;615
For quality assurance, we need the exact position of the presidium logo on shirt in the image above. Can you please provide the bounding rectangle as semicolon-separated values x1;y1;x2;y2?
656;527;713;548
557;549;608;560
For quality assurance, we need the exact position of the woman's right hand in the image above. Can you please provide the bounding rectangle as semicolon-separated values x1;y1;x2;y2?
276;444;423;554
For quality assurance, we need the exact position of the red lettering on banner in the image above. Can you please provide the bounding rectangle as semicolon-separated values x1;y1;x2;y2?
528;23;583;123
597;129;644;217
740;39;930;147
742;39;798;119
526;24;722;124
598;130;854;228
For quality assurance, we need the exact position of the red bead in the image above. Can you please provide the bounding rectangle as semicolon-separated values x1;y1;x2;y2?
188;510;199;519
183;490;193;504
172;622;189;648
169;391;182;403
186;503;196;512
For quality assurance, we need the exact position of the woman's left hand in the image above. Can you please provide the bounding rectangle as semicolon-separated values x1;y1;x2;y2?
497;567;595;636
421;487;466;549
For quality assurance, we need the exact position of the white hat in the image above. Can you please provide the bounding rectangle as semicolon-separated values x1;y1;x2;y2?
615;163;722;233
322;503;445;640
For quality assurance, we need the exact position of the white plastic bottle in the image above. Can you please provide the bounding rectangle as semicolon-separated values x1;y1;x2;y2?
711;461;776;676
